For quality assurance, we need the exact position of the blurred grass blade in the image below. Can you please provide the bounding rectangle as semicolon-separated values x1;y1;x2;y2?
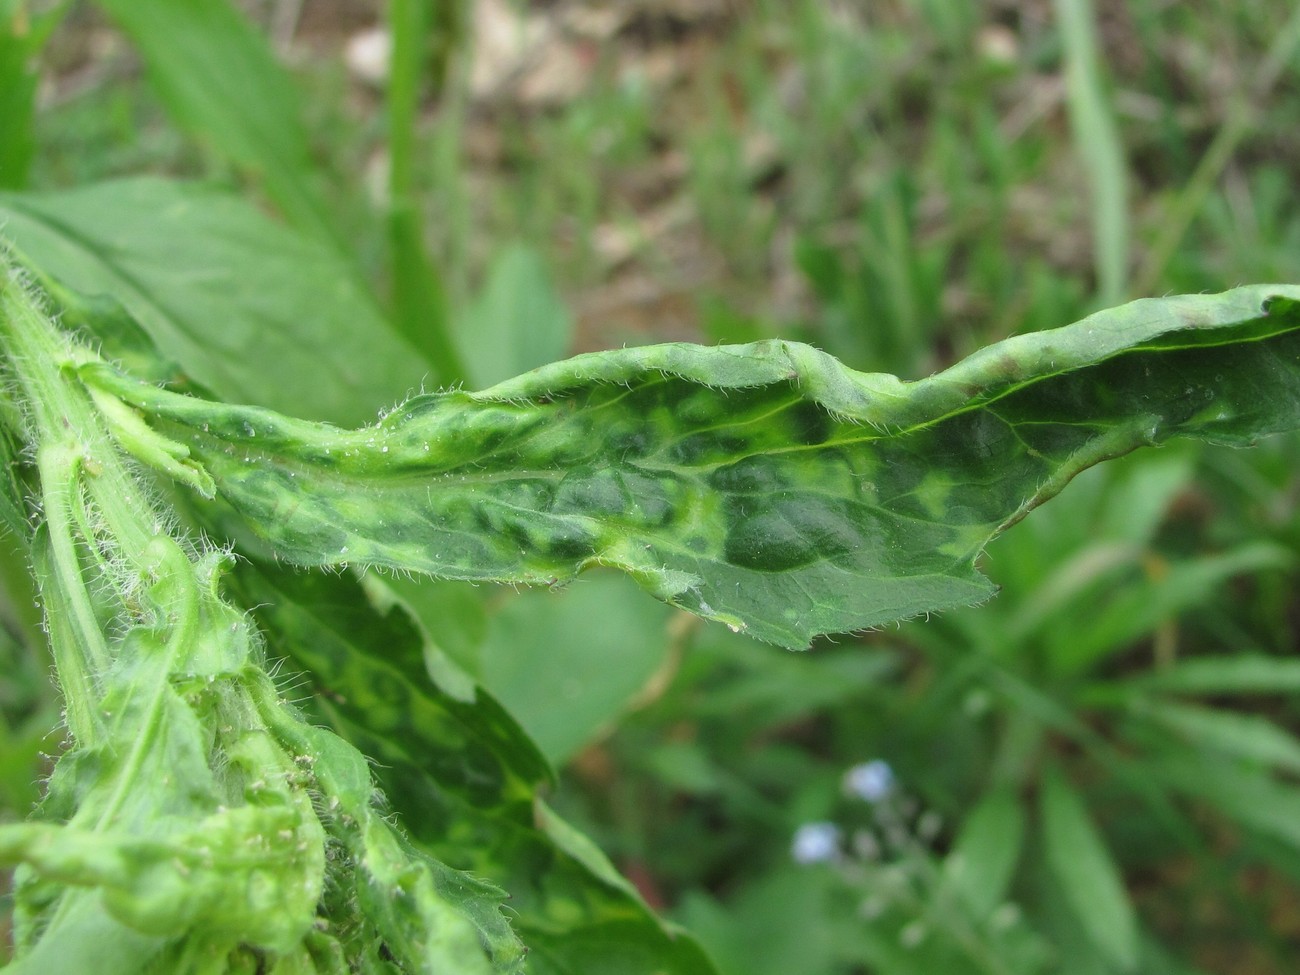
0;1;67;189
943;786;1025;919
1138;699;1300;773
1041;767;1139;971
92;0;339;246
0;178;429;425
1156;752;1300;851
1055;0;1129;304
84;285;1300;648
386;0;466;385
1135;654;1300;695
1047;541;1292;676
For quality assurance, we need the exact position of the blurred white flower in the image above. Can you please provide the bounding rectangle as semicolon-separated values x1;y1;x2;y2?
791;821;841;864
844;759;895;803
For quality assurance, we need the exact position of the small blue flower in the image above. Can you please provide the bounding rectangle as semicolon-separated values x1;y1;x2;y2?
844;760;895;803
791;821;841;864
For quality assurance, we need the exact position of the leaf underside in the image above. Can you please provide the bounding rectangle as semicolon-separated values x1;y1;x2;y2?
92;286;1300;648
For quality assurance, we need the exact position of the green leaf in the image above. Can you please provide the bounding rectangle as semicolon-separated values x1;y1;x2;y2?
1137;699;1300;773
458;242;575;390
479;572;674;764
1040;767;1139;972
230;562;553;807
1154;752;1300;851
90;0;338;246
1044;541;1292;676
87;285;1300;648
1055;0;1129;304
943;786;1026;920
1133;653;1300;695
0;178;429;425
235;561;717;975
0;1;56;190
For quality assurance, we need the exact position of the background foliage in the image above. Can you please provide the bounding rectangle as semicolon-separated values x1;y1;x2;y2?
3;0;1300;972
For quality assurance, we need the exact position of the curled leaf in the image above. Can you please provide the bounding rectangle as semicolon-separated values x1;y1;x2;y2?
83;286;1300;648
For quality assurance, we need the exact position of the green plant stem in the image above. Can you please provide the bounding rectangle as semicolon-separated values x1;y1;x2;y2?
387;0;467;386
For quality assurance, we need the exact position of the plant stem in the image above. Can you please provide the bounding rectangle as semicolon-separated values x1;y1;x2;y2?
387;0;467;386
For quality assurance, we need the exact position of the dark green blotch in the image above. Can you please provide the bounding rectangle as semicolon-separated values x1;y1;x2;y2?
669;432;750;467
708;456;787;495
553;468;626;517
538;519;599;561
724;497;859;571
787;400;832;446
608;427;653;461
620;471;676;525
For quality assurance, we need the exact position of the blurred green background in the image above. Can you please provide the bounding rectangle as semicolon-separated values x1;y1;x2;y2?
4;1;1300;972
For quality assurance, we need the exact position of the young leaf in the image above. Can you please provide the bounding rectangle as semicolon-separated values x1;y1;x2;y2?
458;242;575;390
84;285;1300;648
1040;767;1139;972
0;179;429;425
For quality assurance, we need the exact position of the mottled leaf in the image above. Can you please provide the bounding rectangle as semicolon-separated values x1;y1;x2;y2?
231;562;551;806
87;286;1300;648
237;560;718;975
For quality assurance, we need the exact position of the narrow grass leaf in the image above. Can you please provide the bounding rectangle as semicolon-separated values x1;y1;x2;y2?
943;786;1026;919
1040;767;1139;971
1055;0;1129;303
1155;752;1300;851
0;1;65;190
1046;542;1292;675
1134;654;1300;695
87;285;1300;648
1138;700;1300;774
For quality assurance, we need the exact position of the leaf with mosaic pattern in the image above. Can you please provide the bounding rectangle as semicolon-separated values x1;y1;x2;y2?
82;286;1300;648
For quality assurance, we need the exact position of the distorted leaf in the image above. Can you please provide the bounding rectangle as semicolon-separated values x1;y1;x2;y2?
87;286;1300;647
